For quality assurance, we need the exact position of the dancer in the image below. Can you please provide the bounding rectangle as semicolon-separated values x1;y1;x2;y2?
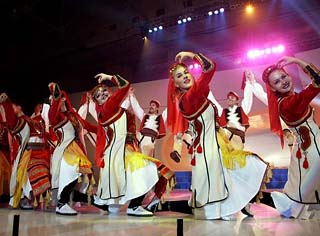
167;51;268;220
0;94;32;209
83;73;160;216
262;56;320;219
48;83;94;215
0;115;11;203
129;88;166;157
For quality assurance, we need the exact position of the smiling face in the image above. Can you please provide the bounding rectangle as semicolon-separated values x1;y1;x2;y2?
149;102;159;114
172;65;194;91
93;87;110;105
227;95;239;107
268;69;293;94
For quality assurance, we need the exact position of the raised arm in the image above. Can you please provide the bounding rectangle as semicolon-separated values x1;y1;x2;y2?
129;88;145;121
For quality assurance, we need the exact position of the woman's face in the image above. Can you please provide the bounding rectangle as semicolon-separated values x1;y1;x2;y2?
172;65;194;91
268;69;293;94
94;87;109;105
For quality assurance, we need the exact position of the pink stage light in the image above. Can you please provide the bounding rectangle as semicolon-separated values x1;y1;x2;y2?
188;65;194;69
247;44;285;60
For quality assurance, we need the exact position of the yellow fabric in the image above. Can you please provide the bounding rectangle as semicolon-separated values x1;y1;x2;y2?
217;128;252;169
125;149;149;172
0;151;11;196
63;141;92;171
13;150;31;208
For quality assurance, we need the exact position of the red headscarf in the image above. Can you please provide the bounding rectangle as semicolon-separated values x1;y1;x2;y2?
262;64;288;148
167;63;189;135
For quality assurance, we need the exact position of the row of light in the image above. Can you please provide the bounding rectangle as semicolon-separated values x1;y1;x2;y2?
177;16;192;25
208;8;225;16
148;25;163;33
247;44;285;59
188;63;201;71
149;7;225;33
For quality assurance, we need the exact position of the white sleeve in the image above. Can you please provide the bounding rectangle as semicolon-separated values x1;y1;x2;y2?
162;108;167;124
41;103;50;132
252;81;268;106
129;94;145;121
78;103;88;119
207;91;223;116
88;99;98;121
120;95;130;110
241;82;253;114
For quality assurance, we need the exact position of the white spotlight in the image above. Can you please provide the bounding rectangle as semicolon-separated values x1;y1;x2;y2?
182;18;187;23
187;16;192;21
153;27;158;31
177;20;182;24
219;8;225;13
148;29;153;33
214;10;219;15
158;26;163;30
208;11;213;16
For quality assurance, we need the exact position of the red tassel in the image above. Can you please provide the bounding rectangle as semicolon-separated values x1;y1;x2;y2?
196;145;202;153
190;156;196;166
303;156;309;169
188;147;193;154
296;148;302;159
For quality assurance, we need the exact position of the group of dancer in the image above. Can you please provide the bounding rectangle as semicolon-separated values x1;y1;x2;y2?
1;51;319;220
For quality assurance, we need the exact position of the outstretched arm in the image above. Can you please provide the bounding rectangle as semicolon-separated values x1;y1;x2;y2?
128;87;144;121
241;82;253;114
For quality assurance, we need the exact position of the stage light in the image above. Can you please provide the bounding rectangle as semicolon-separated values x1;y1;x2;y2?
278;44;285;52
153;27;158;32
187;16;192;21
148;29;153;33
182;18;187;23
188;65;194;70
247;44;285;60
245;4;254;14
265;48;271;54
214;10;219;15
208;11;213;16
177;19;182;24
219;8;225;13
158;26;163;30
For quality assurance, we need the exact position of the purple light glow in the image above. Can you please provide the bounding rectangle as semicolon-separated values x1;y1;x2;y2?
247;44;285;59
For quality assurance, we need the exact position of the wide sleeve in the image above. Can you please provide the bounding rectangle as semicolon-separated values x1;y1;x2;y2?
129;94;145;121
241;81;253;114
252;81;268;106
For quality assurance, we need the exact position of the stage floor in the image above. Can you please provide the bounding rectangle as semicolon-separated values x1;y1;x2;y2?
1;191;320;236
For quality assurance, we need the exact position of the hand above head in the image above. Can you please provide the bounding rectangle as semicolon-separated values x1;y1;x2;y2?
175;51;196;63
277;56;308;68
94;73;113;84
244;70;256;84
276;56;297;67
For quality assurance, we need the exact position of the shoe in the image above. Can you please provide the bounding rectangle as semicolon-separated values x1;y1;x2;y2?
92;201;109;212
19;198;33;210
146;198;159;212
241;204;254;217
170;151;181;163
127;206;153;217
56;203;77;215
